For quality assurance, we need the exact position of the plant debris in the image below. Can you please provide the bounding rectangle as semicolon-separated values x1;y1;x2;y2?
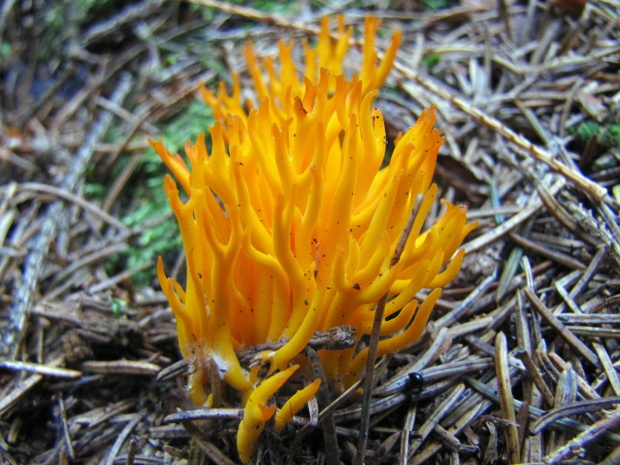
1;0;619;464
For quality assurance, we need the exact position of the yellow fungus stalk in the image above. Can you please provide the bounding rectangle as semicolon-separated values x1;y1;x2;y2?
275;378;322;433
237;365;300;463
152;16;476;463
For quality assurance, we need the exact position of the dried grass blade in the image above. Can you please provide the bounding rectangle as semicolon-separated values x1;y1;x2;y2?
81;360;160;376
593;342;620;396
543;406;620;464
408;384;465;459
523;287;599;366
0;73;132;360
410;404;482;465
515;348;555;408
399;403;416;465
392;63;608;202
103;414;142;465
0;360;81;379
495;332;520;464
530;396;620;435
509;233;586;270
462;178;565;254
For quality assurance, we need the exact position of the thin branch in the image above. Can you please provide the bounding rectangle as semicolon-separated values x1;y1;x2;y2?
0;73;133;360
355;195;423;465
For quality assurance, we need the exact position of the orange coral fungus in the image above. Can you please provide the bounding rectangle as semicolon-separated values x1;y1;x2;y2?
151;16;475;463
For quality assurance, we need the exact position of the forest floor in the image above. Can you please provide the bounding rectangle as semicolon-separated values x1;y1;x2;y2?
1;0;620;464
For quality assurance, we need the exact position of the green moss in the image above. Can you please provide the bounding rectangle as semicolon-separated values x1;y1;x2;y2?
571;120;620;149
420;0;449;10
421;53;441;70
159;99;215;154
89;100;214;288
123;101;214;288
224;0;300;13
112;173;182;289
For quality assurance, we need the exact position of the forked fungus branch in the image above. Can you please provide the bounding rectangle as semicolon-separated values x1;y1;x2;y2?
151;17;476;463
